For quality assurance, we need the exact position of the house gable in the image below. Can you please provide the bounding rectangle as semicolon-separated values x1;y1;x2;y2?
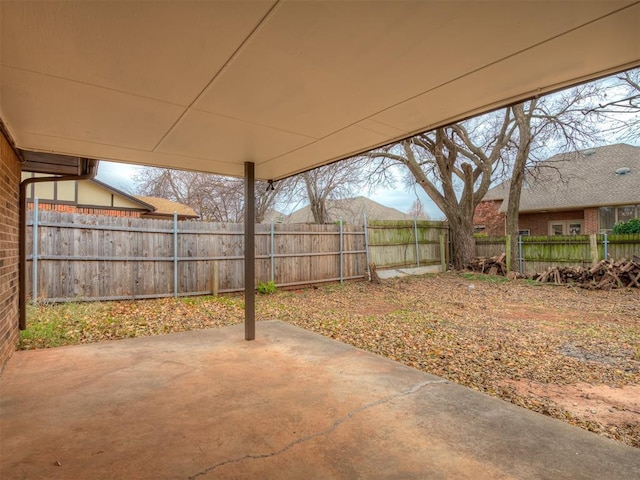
21;173;154;215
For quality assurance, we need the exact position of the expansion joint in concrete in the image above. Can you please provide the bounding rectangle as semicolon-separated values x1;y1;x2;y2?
188;379;447;479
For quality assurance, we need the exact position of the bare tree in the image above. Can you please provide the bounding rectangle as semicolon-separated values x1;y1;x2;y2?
134;168;290;223
367;81;604;270
503;83;604;270
298;157;391;224
407;198;428;219
367;115;512;269
582;67;640;141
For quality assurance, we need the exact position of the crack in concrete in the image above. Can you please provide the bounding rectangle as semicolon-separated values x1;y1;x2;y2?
188;379;447;479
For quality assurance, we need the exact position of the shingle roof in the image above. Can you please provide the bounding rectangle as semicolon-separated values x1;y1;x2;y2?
482;144;640;213
286;196;418;224
134;196;199;219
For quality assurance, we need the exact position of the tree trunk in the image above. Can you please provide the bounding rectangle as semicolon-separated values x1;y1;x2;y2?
446;209;476;269
310;200;328;224
505;102;533;271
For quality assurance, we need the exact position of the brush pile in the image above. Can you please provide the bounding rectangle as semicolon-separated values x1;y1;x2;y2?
467;254;640;289
534;256;640;289
465;253;508;276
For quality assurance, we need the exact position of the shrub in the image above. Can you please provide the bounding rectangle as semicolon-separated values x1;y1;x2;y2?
612;218;640;234
257;280;277;295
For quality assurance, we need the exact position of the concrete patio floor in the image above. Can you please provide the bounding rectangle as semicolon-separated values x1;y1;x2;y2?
1;320;639;479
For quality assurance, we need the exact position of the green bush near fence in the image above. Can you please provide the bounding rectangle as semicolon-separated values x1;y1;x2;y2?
257;280;277;295
613;218;640;234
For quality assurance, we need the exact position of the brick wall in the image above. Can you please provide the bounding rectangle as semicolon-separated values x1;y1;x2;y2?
477;202;600;236
473;200;506;236
0;130;20;369
28;202;142;217
583;207;599;234
519;210;585;235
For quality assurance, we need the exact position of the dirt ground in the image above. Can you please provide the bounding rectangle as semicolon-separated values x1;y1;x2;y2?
260;273;640;448
21;272;640;448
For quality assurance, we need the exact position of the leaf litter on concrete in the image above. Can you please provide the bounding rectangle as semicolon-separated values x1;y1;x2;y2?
22;273;639;448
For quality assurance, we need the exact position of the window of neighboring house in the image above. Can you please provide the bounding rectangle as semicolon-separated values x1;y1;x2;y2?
473;225;486;234
598;207;616;232
599;205;640;232
617;205;637;223
518;229;530;236
549;220;583;236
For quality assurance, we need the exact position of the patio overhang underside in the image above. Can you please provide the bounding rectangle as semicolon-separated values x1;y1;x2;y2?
1;1;639;181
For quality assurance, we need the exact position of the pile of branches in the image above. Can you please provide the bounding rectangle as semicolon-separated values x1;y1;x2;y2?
534;256;640;289
466;254;640;290
466;253;508;277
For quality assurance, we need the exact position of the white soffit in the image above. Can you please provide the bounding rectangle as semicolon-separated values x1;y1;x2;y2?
1;1;639;180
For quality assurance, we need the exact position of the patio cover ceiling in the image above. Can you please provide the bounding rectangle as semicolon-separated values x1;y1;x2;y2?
1;1;639;182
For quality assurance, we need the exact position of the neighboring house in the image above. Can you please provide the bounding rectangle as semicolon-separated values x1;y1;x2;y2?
474;144;640;236
286;196;422;225
261;210;289;224
134;195;199;220
22;173;198;220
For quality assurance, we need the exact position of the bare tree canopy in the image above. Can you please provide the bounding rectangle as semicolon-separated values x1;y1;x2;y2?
134;168;289;223
582;67;640;142
134;157;390;225
407;198;428;219
297;157;391;224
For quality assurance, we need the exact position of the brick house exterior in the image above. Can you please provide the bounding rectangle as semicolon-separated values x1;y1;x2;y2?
27;202;145;217
0;130;20;369
474;144;640;236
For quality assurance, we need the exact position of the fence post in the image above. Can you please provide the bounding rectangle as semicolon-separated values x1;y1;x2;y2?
413;216;420;267
363;213;370;281
339;218;344;284
270;219;275;282
603;233;609;260
211;262;219;297
439;233;446;272
173;212;178;298
589;233;599;266
518;235;523;274
32;197;39;304
505;234;511;273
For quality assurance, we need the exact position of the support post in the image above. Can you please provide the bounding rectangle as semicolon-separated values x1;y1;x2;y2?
245;162;256;341
505;234;511;274
211;262;219;297
32;198;39;304
173;212;178;298
439;233;446;272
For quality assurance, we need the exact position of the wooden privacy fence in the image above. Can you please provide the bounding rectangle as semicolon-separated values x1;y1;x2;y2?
367;219;449;271
26;208;449;303
475;234;640;274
